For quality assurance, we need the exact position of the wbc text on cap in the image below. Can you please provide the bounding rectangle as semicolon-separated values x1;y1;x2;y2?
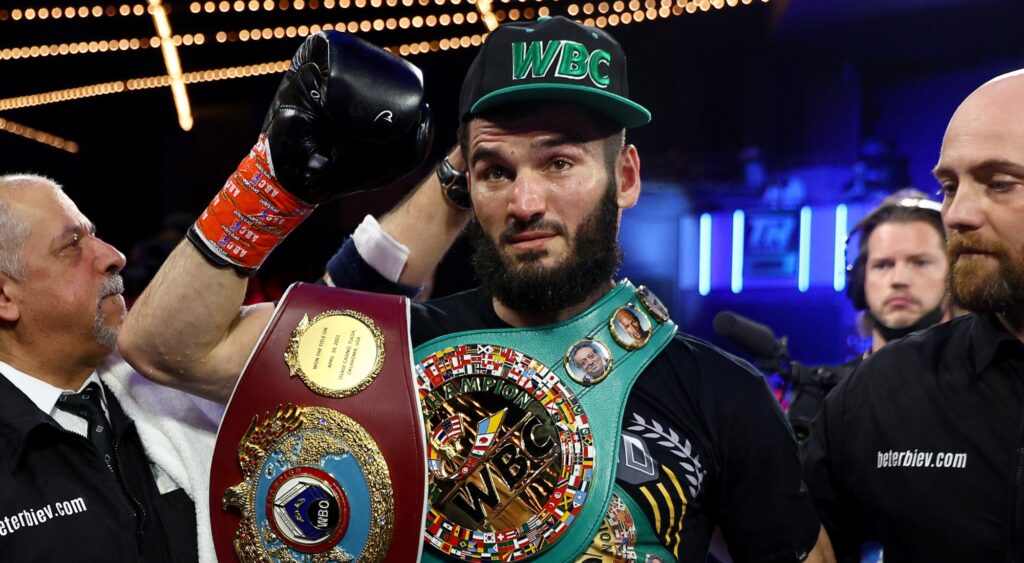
511;40;612;88
458;16;652;128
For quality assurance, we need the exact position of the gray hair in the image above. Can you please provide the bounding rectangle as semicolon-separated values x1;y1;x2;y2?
0;173;62;280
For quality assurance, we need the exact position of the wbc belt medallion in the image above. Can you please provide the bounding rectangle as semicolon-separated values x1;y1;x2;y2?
417;344;595;560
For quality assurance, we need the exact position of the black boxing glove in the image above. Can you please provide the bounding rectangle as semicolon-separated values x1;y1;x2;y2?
262;30;433;202
188;30;433;273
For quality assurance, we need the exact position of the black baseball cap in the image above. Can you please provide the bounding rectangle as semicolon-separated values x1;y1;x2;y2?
458;16;651;128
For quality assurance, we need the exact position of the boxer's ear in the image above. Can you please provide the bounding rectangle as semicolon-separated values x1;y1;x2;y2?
615;144;641;210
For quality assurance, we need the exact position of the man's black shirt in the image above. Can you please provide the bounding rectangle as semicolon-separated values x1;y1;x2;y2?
411;288;820;562
802;312;1024;562
0;374;198;562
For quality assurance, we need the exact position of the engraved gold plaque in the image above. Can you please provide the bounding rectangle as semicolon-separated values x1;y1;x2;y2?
285;310;386;398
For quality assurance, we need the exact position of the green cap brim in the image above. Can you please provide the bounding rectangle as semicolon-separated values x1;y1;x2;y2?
470;83;652;128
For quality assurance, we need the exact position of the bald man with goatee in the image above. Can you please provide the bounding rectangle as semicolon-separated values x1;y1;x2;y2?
0;175;219;561
802;70;1024;562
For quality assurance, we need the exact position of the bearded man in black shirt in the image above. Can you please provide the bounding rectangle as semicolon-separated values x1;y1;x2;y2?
121;18;831;563
803;69;1024;562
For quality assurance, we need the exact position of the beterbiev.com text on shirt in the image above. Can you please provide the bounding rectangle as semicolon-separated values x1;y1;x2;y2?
0;497;87;536
877;450;967;469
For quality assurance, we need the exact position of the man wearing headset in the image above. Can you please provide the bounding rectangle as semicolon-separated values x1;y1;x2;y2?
785;190;952;446
845;188;950;358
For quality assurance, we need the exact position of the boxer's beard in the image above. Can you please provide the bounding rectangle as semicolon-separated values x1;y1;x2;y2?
470;181;622;315
93;274;124;349
948;234;1024;332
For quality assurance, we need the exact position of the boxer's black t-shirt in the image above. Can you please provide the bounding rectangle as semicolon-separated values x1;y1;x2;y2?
410;288;820;563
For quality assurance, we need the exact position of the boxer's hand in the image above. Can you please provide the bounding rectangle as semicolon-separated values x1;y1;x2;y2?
188;31;433;273
263;31;433;203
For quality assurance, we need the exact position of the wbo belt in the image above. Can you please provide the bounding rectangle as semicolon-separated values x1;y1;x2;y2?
209;282;427;562
415;279;677;561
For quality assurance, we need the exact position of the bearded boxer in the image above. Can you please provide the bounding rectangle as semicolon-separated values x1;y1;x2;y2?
121;19;832;562
802;69;1024;561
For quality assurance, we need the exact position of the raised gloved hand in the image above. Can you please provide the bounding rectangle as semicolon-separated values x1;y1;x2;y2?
188;30;433;274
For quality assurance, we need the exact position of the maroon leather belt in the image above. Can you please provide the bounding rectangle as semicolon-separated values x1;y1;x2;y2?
209;282;426;562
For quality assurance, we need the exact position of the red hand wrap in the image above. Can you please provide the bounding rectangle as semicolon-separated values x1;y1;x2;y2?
193;135;316;270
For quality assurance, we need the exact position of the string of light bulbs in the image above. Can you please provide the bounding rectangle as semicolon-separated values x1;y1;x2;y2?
0;4;147;21
1;34;207;61
0;22;491;112
0;0;764;152
0;0;759;62
188;0;468;13
0;0;465;21
2;6;485;61
0;116;79;153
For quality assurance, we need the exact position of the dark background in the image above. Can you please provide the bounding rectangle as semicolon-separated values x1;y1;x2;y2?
2;0;1023;364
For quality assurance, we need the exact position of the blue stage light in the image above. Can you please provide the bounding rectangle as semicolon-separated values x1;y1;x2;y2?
731;210;745;294
799;206;812;292
699;213;712;296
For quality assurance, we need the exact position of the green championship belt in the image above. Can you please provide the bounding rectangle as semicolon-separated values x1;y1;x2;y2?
577;485;677;562
414;280;676;561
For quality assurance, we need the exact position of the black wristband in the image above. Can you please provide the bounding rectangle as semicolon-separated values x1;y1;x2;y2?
185;226;256;277
436;157;470;209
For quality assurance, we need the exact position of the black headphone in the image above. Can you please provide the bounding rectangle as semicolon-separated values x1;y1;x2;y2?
845;196;944;310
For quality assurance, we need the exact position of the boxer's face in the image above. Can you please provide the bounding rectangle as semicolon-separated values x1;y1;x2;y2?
468;105;618;270
465;104;640;314
1;181;126;357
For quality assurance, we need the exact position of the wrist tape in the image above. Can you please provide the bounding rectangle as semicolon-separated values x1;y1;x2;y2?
190;134;315;273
